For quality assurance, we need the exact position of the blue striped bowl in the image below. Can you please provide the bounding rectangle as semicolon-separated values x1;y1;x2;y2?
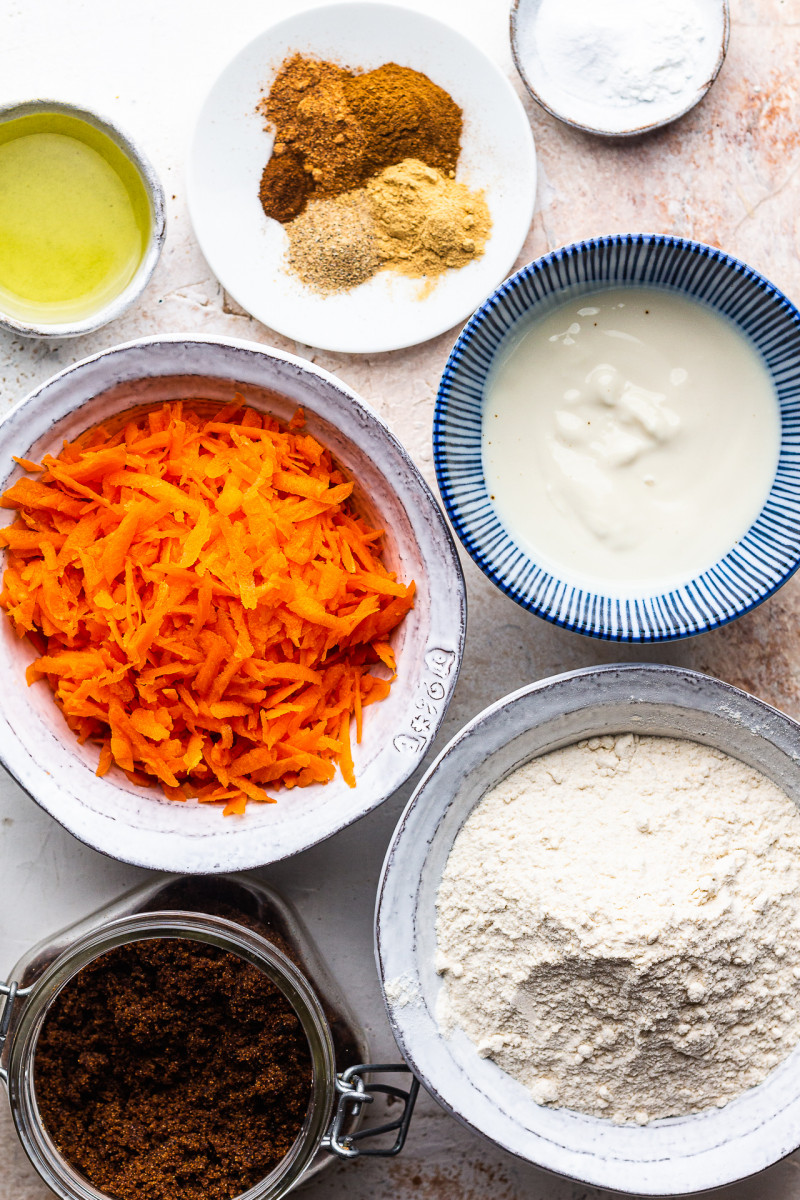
434;234;800;642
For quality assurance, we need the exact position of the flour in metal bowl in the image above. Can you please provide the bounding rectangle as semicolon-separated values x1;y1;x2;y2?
436;733;800;1124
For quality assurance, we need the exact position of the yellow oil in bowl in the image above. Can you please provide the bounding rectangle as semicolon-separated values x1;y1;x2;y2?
0;111;152;327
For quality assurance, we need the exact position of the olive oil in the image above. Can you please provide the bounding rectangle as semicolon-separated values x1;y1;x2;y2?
0;112;151;326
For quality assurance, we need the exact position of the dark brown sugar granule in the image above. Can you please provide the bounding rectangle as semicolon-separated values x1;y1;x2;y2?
34;938;313;1200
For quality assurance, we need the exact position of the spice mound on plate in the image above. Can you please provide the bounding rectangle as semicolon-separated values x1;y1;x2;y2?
257;53;491;294
285;159;491;294
0;399;415;814
35;937;312;1200
436;735;800;1124
258;53;462;221
367;159;491;277
285;191;381;293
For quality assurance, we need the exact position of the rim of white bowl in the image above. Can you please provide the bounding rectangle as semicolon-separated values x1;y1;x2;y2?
0;98;166;339
0;334;466;871
434;232;800;643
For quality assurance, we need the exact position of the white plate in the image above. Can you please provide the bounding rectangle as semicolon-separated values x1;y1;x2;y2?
187;3;537;354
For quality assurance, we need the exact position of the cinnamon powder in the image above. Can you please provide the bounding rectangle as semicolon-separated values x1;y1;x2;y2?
258;53;462;222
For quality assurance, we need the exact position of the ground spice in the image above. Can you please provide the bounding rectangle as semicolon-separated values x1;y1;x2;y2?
283;159;491;294
35;938;313;1200
367;158;491;278
258;53;462;222
342;63;463;178
259;148;314;224
285;191;380;292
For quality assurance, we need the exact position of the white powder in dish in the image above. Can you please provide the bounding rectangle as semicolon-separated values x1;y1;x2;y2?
525;0;714;114
435;735;800;1124
533;0;708;107
384;971;421;1009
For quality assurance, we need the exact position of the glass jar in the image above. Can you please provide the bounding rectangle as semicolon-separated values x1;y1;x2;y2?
0;875;418;1200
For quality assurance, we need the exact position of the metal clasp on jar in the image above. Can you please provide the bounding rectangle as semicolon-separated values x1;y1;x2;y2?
324;1063;420;1158
0;980;19;1073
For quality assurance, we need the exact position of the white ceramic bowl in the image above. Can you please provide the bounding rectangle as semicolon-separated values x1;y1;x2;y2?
0;336;465;872
187;3;536;354
377;664;800;1194
0;99;166;338
510;0;729;137
435;234;800;641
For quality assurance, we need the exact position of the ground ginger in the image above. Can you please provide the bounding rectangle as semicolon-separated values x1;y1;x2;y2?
366;158;491;279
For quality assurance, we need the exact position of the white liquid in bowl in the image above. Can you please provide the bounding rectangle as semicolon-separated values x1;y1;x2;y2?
482;287;780;595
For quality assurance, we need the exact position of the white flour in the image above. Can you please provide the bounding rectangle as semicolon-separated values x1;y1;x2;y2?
531;0;709;108
384;971;421;1009
435;735;800;1123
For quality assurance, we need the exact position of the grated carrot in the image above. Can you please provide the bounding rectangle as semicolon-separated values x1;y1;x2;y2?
0;398;414;814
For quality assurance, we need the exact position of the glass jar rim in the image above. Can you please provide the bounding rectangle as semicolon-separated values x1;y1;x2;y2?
5;910;337;1200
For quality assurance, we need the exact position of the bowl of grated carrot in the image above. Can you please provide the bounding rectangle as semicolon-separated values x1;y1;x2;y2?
0;335;465;871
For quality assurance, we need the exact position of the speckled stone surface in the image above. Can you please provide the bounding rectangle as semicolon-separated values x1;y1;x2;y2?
1;1;800;1197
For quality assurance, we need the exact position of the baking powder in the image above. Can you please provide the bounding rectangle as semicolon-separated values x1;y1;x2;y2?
531;0;710;108
435;735;800;1123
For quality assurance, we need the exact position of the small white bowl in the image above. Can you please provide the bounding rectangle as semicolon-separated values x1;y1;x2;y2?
0;99;166;338
377;664;800;1194
0;336;466;872
188;3;536;354
510;0;730;137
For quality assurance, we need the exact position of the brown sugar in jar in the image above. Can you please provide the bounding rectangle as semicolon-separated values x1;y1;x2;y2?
34;937;313;1200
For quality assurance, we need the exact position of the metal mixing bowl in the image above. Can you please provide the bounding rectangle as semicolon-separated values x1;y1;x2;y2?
377;663;800;1194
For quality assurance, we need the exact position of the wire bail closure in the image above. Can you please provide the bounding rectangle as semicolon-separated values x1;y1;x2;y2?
0;981;19;1080
323;1063;420;1159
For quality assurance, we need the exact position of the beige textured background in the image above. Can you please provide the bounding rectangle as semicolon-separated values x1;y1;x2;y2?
1;0;800;1197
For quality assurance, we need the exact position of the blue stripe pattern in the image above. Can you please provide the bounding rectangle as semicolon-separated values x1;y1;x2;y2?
434;235;800;642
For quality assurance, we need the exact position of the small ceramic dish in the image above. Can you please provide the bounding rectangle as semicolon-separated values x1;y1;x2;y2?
187;3;536;354
0;99;165;338
510;0;729;138
377;663;800;1195
0;335;466;872
434;233;800;642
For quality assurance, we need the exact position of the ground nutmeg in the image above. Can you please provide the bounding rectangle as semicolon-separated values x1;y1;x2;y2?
35;937;313;1200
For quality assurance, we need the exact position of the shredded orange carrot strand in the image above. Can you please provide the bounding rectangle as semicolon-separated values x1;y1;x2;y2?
0;398;414;814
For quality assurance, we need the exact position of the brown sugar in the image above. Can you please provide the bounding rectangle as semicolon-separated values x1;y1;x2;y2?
34;938;312;1200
